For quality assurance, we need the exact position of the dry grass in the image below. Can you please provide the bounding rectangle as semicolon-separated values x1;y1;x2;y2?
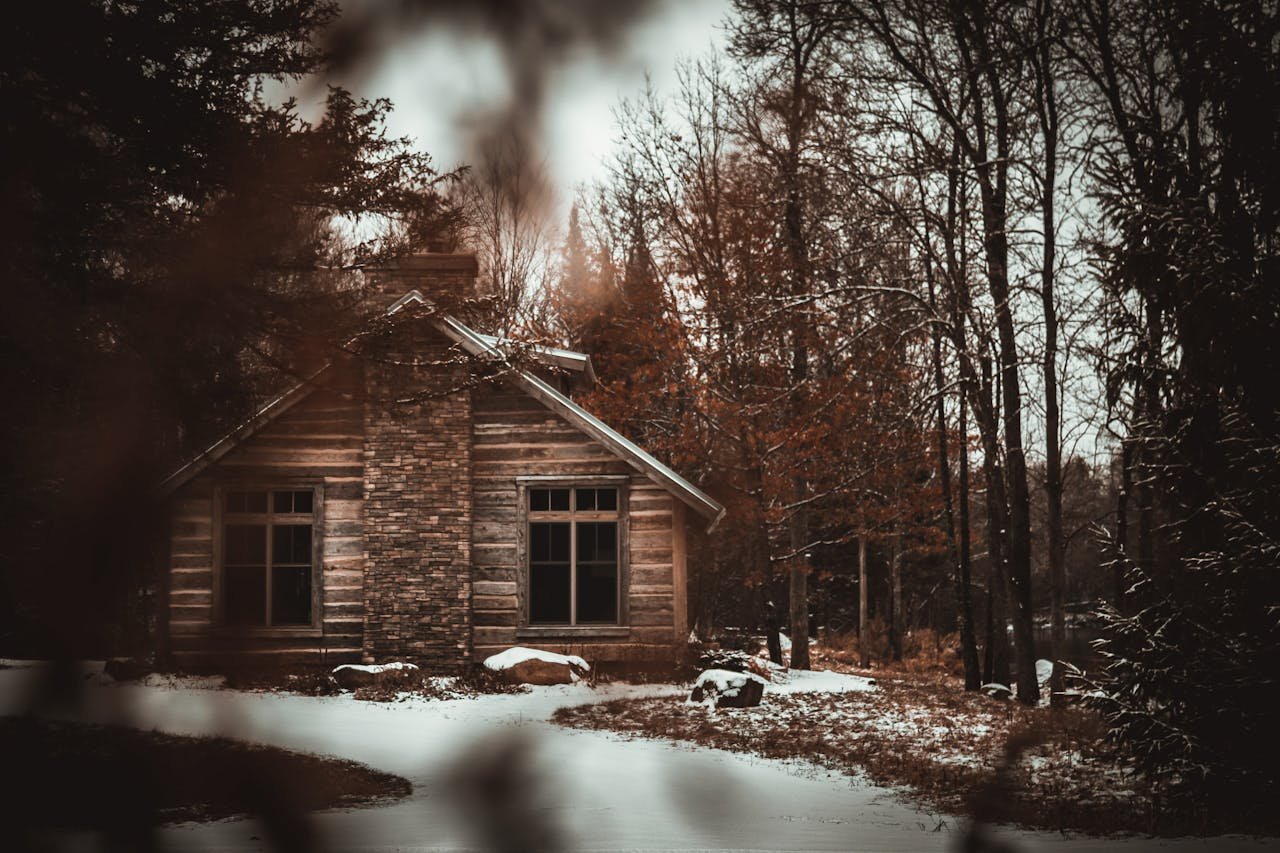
225;666;528;702
554;671;1272;837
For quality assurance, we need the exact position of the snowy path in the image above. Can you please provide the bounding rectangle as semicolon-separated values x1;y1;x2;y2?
1;666;1274;852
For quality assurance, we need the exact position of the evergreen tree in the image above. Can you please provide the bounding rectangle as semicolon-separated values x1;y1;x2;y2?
0;1;454;655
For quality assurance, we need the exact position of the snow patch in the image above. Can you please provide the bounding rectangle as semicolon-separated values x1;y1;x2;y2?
141;672;226;690
768;668;877;695
332;661;419;677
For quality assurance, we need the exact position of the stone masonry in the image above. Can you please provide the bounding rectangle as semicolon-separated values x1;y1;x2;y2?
360;256;477;670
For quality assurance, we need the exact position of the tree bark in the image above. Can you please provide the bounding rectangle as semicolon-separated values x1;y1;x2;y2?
957;391;981;688
858;535;870;668
1032;0;1066;702
890;526;904;660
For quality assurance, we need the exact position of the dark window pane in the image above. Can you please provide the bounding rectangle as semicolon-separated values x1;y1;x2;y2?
531;522;548;562
225;524;266;565
226;492;246;514
575;488;596;511
530;563;571;623
272;525;312;565
548;523;569;561
549;488;570;511
273;490;314;514
244;491;268;513
577;522;616;563
272;565;312;625
531;522;570;563
225;565;266;625
530;489;549;512
596;488;617;512
577;563;618;623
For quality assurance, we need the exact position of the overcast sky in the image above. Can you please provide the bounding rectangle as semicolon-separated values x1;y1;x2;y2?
307;0;729;215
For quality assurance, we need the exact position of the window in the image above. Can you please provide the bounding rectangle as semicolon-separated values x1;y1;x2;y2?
527;486;620;625
221;489;316;627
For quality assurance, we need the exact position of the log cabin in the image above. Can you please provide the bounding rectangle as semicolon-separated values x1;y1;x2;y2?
157;253;724;671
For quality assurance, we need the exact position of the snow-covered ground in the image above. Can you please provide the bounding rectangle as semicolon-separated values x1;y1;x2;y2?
0;663;1273;852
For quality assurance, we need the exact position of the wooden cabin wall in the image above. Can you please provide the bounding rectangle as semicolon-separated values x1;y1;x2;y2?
166;374;364;668
471;381;682;664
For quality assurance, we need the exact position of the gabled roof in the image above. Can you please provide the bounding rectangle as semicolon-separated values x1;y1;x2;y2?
160;291;725;531
156;365;332;497
387;291;595;384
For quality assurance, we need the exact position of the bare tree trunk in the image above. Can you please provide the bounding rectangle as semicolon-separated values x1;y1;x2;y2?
1115;438;1133;608
765;596;783;666
957;392;981;688
890;526;904;660
1032;0;1066;702
858;535;869;668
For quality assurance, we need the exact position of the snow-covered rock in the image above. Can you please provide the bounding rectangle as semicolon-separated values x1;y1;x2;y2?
689;668;766;708
483;647;589;685
980;682;1012;700
1036;658;1054;688
332;661;419;690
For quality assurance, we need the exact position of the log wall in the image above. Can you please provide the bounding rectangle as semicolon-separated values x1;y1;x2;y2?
471;381;682;664
166;367;365;668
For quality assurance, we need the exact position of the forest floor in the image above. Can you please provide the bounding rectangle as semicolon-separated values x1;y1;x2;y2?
3;660;1275;851
555;662;1275;839
0;715;409;832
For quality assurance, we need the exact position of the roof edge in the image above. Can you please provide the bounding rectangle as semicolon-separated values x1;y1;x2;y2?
156;364;332;498
439;315;725;527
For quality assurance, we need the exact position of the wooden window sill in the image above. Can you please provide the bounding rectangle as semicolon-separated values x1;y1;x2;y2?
516;626;630;639
212;626;323;639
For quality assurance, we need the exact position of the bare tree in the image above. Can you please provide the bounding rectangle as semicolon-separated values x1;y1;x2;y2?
458;130;556;334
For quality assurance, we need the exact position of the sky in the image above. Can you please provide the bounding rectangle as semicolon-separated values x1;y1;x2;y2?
310;0;730;217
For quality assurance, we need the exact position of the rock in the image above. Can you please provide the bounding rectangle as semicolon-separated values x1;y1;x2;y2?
498;658;580;685
689;668;767;708
104;657;149;682
332;661;419;690
483;647;590;686
1036;658;1054;688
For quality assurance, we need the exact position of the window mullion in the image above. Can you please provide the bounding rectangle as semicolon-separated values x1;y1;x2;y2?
264;512;274;627
569;517;577;626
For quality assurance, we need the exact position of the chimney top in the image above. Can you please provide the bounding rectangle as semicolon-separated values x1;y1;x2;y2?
362;252;480;316
365;252;479;275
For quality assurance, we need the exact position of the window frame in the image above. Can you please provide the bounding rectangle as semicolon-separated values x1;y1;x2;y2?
516;476;629;635
212;481;324;637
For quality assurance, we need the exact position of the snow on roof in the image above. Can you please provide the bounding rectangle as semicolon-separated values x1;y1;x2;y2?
483;646;589;673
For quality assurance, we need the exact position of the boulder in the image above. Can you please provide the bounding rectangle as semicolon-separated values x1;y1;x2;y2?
689;668;767;708
104;657;150;682
331;661;419;690
483;647;590;686
1036;658;1054;689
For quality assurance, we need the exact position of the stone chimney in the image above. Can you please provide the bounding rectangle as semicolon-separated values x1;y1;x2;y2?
358;251;479;670
363;252;480;315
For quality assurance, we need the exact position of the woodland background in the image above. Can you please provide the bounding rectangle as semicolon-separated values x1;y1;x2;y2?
1;0;1276;807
